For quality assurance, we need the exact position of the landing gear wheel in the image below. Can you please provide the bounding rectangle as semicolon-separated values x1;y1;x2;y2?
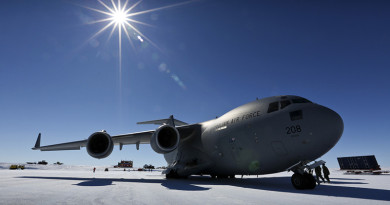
166;170;180;179
291;173;305;189
166;173;176;179
303;173;316;189
291;173;316;189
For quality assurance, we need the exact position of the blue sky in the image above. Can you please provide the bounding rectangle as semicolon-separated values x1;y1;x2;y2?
1;0;389;169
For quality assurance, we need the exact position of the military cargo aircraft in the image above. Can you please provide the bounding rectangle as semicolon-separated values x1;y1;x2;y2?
33;95;343;189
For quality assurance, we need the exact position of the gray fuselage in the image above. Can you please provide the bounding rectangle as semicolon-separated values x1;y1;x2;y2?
165;95;343;176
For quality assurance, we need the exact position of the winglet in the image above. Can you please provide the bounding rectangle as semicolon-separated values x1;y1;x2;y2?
32;133;41;150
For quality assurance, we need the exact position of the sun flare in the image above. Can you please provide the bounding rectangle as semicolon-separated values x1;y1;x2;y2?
85;0;189;51
83;0;191;88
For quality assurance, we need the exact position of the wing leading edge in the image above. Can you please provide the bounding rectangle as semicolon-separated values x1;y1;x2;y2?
32;130;154;151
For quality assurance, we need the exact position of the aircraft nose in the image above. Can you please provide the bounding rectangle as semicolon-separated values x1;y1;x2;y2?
293;105;343;160
312;106;344;148
325;107;343;141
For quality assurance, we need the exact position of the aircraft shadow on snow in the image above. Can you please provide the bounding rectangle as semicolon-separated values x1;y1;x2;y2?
18;175;390;201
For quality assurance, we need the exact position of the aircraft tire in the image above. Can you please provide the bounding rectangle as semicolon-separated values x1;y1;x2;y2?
303;174;316;189
166;170;180;179
292;173;317;189
291;173;305;190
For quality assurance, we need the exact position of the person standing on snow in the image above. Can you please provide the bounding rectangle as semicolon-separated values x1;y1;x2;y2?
322;164;330;183
315;166;325;184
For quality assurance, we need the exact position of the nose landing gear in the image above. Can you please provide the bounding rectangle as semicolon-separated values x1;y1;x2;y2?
288;160;325;190
291;173;316;189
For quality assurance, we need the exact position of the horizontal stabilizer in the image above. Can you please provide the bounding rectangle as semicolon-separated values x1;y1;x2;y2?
137;115;188;126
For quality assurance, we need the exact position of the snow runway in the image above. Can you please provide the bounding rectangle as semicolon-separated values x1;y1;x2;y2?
0;165;389;205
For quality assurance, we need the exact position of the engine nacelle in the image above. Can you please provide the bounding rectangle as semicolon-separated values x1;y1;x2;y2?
86;131;114;159
150;125;180;154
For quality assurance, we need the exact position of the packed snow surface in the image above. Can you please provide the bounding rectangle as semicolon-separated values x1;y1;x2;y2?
0;163;389;205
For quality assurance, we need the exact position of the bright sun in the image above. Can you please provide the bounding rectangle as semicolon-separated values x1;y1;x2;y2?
83;0;190;86
85;0;190;49
85;0;166;49
112;10;126;25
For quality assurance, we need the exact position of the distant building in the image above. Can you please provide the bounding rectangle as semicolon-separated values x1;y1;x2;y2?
337;155;381;170
38;160;48;165
117;160;133;168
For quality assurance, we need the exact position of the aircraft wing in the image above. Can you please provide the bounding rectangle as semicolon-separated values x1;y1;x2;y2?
32;114;198;152
111;130;154;145
32;130;154;151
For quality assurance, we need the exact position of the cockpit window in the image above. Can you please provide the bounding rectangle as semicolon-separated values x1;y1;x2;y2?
280;100;291;109
292;98;312;104
267;102;279;113
290;110;303;121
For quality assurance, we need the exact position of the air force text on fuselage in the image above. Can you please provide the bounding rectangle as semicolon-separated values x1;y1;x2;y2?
216;110;261;131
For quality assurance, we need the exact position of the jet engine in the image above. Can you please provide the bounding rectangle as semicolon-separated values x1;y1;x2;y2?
86;131;114;159
150;125;180;154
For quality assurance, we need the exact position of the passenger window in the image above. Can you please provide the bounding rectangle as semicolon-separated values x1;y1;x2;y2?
267;102;279;113
280;100;291;109
290;110;303;121
292;98;312;103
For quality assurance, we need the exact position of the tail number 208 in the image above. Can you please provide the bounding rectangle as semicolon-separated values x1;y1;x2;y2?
286;125;301;134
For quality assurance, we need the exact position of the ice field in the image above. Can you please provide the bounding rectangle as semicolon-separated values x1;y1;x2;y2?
0;163;389;205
